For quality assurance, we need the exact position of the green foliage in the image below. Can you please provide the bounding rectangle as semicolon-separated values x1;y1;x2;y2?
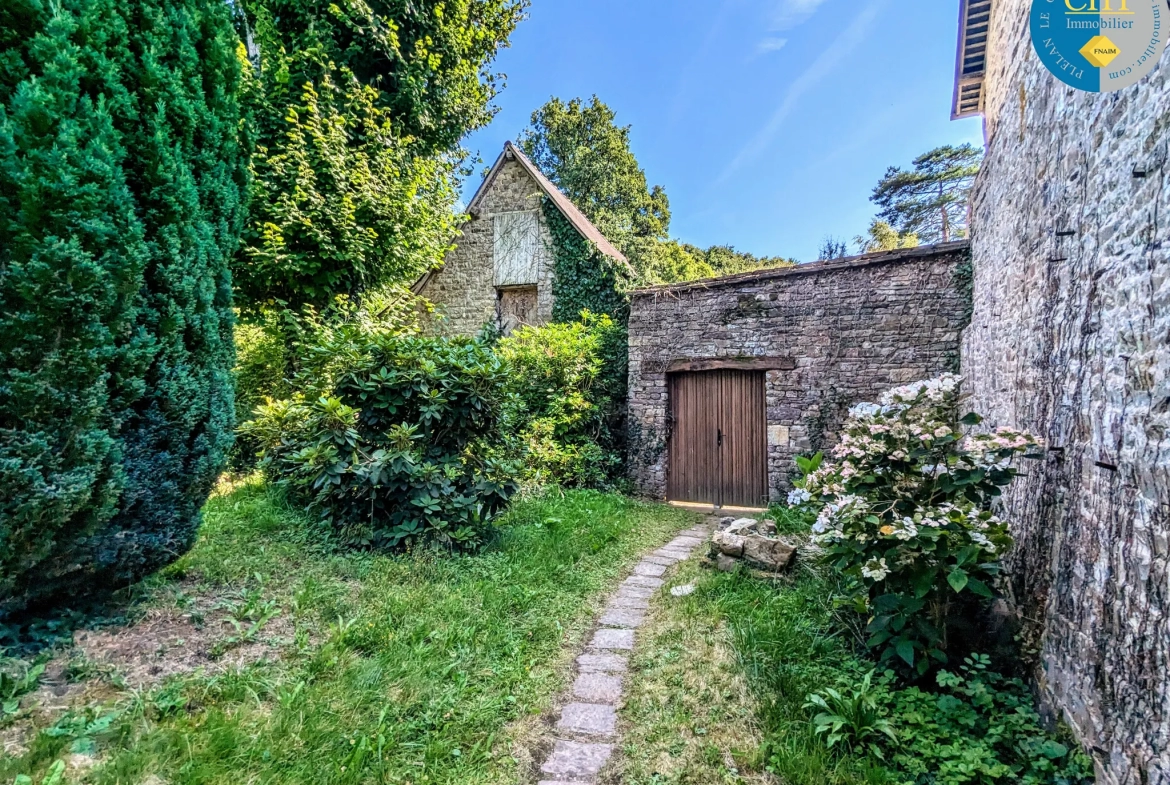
0;0;248;614
0;482;692;783
881;655;1094;785
805;671;897;759
519;95;670;265
1;656;46;717
645;240;797;284
792;376;1040;673
232;0;527;313
246;335;517;549
871;145;982;244
496;314;625;488
819;236;850;260
544;198;631;323
854;219;919;254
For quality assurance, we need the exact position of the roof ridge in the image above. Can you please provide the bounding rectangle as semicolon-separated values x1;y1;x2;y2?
468;141;628;265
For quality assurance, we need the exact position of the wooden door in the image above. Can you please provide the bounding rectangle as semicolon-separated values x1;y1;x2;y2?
667;370;767;507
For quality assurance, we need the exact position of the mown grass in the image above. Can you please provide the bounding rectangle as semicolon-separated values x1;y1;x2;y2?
616;525;885;785
1;477;696;785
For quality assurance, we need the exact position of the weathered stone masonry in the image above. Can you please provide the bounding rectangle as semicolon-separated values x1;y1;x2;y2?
415;155;556;335
627;243;972;502
961;2;1170;782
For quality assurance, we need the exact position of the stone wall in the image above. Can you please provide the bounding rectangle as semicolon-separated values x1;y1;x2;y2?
963;3;1170;782
416;156;555;336
627;243;972;501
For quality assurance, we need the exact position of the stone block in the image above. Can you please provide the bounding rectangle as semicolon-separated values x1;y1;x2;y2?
557;702;617;736
712;530;746;557
577;653;627;673
742;535;796;571
541;740;613;779
573;672;624;703
599;608;645;628
589;628;635;650
633;561;667;577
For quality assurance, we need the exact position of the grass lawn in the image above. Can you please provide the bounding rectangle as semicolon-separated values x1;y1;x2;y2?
0;477;696;784
614;554;883;785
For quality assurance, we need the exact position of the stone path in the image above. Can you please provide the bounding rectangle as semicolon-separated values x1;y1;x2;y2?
536;521;713;785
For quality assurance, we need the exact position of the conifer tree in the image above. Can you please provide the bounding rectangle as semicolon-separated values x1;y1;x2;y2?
0;0;248;613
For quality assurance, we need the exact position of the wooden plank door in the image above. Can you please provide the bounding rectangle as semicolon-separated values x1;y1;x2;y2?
667;372;721;504
667;370;767;507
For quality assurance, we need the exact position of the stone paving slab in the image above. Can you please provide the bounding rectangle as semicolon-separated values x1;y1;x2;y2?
541;740;613;780
668;536;704;548
607;595;650;610
589;628;635;650
557;702;617;736
623;575;664;589
599;608;645;628
642;554;677;566
616;585;655;599
573;672;624;703
577;653;628;673
534;521;713;784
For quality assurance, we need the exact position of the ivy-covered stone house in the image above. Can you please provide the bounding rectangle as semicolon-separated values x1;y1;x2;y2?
413;141;630;335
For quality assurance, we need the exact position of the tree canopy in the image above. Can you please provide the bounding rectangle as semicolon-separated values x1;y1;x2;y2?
871;144;982;244
232;0;528;315
0;0;248;614
519;95;795;284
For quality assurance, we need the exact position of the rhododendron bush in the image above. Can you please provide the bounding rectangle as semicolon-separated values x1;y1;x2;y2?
789;374;1040;674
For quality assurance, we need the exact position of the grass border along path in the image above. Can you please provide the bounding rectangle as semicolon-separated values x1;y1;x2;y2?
0;478;698;785
535;520;713;784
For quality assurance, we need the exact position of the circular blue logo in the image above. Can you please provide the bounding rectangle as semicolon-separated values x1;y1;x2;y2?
1030;0;1167;92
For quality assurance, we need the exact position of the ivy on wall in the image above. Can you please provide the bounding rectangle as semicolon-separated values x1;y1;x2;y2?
543;196;633;473
544;198;631;325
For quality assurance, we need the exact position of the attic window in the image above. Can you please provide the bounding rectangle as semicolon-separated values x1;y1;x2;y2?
952;0;992;119
493;210;542;286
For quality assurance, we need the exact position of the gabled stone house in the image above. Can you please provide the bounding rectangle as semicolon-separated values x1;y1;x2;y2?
413;141;628;335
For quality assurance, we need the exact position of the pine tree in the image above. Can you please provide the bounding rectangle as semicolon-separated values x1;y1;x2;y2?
0;0;248;614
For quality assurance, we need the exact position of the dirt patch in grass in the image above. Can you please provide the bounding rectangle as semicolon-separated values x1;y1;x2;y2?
1;581;294;760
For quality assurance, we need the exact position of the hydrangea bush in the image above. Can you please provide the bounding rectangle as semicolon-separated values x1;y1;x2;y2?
790;374;1040;673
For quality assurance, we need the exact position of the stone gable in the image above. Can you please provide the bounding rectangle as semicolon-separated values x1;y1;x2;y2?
416;156;556;335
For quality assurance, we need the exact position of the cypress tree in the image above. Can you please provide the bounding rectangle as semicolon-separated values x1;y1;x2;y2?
0;0;247;614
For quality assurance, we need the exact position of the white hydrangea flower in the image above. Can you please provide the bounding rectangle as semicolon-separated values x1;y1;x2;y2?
787;488;811;506
861;558;890;581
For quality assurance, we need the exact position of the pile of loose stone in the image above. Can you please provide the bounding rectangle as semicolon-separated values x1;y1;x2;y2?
707;516;796;573
536;522;713;785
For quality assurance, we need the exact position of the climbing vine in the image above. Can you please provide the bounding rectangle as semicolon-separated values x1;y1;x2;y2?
544;198;631;324
540;197;633;480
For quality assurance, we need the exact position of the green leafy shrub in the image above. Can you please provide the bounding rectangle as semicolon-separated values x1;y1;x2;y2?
246;334;517;549
0;0;247;614
804;670;896;759
804;657;1092;785
495;313;625;489
790;375;1040;673
884;656;1092;785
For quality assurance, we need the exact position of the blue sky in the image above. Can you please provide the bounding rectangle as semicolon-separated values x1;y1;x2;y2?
461;0;985;262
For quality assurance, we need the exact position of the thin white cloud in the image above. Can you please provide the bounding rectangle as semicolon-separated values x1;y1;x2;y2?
768;0;832;31
755;37;789;55
719;0;886;183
